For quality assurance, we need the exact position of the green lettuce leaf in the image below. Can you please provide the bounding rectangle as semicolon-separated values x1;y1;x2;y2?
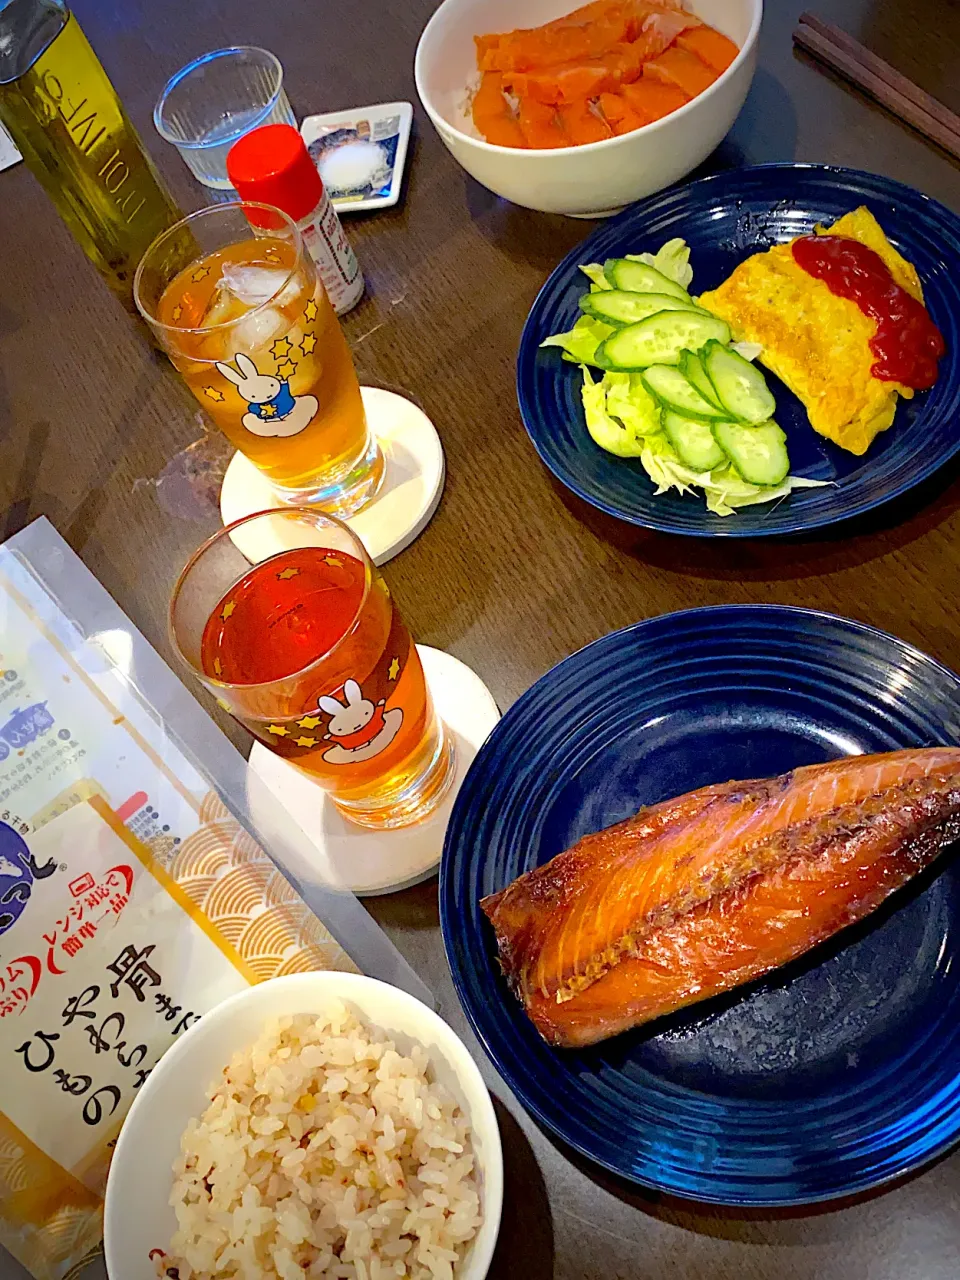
602;372;662;438
580;262;612;289
540;314;613;367
638;440;829;517
626;237;694;289
581;367;645;457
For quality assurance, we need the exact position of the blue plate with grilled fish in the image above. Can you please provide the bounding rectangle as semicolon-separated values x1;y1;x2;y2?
441;605;960;1203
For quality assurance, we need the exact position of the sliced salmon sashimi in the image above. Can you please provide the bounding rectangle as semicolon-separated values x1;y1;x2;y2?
507;56;621;107
482;749;960;1047
471;71;526;147
504;13;700;105
517;96;569;148
676;23;740;72
618;75;690;123
557;98;613;144
643;42;720;96
470;0;740;149
597;89;646;135
477;0;692;73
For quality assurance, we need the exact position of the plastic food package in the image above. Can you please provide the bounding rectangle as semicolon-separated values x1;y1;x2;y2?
0;517;430;1280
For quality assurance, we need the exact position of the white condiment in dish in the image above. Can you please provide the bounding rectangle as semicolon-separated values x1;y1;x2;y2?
300;102;413;213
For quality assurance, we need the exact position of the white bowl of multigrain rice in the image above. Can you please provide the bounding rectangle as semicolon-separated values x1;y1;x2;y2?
104;972;503;1280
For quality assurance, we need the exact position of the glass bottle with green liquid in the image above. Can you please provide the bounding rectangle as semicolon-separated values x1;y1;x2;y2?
0;0;182;313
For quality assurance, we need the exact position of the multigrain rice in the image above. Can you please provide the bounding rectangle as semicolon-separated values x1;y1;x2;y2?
151;1005;482;1280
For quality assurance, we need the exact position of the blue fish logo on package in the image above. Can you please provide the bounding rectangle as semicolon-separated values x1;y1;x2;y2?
0;820;57;936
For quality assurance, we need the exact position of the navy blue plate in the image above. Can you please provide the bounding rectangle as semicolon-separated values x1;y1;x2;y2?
517;165;960;536
440;606;960;1204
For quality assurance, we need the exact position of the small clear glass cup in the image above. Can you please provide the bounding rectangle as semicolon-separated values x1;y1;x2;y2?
154;47;297;190
170;508;455;829
134;202;383;516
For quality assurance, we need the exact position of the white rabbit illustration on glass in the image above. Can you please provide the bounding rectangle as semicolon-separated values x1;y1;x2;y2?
215;352;319;438
318;678;403;765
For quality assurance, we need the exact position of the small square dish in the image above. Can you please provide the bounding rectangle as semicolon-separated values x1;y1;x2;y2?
300;100;413;212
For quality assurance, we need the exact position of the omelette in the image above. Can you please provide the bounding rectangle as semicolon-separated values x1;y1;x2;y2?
698;208;927;457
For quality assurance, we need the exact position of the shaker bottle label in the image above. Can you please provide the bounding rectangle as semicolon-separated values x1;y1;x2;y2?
300;186;364;314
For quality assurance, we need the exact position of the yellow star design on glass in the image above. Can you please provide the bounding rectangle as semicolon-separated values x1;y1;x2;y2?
304;299;319;322
387;657;400;681
295;735;318;748
322;554;343;567
275;359;297;380
260;402;278;418
276;566;300;580
191;264;211;281
271;336;293;359
213;657;222;676
220;601;236;621
171;303;183;322
203;386;225;402
267;724;289;737
298;714;322;729
300;332;317;356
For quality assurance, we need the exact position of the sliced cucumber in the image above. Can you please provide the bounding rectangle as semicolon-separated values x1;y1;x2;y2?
662;411;727;471
602;258;694;303
581;290;703;327
678;349;725;411
641;365;729;420
596;311;731;371
703;339;777;424
713;421;790;486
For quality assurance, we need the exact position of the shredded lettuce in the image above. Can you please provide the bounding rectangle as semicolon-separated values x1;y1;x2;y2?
625;237;694;290
640;438;827;517
731;341;763;362
539;314;613;367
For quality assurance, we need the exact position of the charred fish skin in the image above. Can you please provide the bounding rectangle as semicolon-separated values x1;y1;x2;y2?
481;749;960;1049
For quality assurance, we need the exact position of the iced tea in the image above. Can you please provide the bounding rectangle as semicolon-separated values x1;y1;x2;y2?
136;203;383;516
170;510;453;829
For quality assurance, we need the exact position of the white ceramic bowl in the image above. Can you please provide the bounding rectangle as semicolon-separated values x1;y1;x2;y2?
415;0;762;216
104;972;503;1280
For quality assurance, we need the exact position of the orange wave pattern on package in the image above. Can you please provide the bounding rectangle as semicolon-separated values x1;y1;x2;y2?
168;793;355;982
471;0;739;147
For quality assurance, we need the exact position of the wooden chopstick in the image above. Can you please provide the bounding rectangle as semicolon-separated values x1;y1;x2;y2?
793;11;960;162
798;12;960;135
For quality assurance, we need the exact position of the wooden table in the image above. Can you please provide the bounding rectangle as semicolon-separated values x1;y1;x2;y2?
3;0;960;1276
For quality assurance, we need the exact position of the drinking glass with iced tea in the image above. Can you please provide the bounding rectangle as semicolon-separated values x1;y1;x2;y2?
170;509;454;828
135;203;383;516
